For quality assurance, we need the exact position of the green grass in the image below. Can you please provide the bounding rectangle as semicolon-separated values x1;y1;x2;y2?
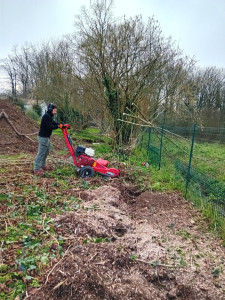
127;128;225;240
137;128;225;181
0;153;30;160
52;128;64;136
73;127;112;144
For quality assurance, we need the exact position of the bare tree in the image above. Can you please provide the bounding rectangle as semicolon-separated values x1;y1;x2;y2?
29;39;84;125
72;0;185;144
192;67;225;127
13;45;32;97
1;56;17;97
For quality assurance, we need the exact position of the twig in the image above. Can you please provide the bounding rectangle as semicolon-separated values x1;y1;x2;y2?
131;102;149;122
127;106;153;126
117;119;151;127
123;112;154;127
151;109;165;123
53;279;67;290
44;245;72;285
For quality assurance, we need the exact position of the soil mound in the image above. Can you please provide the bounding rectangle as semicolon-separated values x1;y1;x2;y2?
0;99;65;154
0;99;39;154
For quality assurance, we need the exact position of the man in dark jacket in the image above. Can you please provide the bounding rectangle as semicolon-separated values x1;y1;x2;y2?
34;103;60;175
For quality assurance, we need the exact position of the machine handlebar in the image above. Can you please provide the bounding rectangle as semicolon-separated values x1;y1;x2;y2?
63;124;71;129
59;124;71;129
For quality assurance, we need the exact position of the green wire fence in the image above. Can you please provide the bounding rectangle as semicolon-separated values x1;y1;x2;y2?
137;124;225;215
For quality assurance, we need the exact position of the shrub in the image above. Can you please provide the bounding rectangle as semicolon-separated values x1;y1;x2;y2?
33;103;42;117
9;97;25;111
25;109;40;121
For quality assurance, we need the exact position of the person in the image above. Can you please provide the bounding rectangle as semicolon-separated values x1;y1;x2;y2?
34;103;62;175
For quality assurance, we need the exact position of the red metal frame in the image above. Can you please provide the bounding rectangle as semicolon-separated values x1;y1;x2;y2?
61;124;120;177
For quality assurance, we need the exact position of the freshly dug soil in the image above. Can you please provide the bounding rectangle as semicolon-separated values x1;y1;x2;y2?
0;99;64;154
25;182;225;300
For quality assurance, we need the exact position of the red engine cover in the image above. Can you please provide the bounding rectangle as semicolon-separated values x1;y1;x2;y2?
96;158;109;167
77;154;94;166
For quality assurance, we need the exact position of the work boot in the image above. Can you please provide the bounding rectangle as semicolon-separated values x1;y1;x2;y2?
42;166;53;171
34;169;44;176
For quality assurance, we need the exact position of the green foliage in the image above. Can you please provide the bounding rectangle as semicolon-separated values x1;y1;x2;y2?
56;96;84;127
83;237;111;244
94;143;112;155
0;193;7;201
129;254;137;261
33;103;42;117
176;229;191;239
25;109;40;121
1;164;85;299
52;128;64;136
75;127;111;144
176;160;225;201
127;127;225;241
138;127;225;182
9;97;25;111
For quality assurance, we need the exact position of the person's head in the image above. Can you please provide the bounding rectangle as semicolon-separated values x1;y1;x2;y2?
47;103;57;115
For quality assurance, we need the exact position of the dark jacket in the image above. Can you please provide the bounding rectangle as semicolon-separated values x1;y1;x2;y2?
38;111;59;138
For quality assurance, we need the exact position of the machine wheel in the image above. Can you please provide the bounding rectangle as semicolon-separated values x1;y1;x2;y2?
74;166;81;175
80;166;94;178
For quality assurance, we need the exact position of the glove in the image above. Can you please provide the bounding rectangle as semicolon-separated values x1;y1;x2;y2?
59;124;71;129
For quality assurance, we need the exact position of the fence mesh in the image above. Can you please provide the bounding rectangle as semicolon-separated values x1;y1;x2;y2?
137;125;225;216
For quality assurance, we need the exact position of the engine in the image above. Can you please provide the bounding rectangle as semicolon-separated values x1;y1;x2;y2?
77;154;95;166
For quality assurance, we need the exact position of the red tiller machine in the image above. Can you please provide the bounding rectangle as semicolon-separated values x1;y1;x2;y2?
61;124;120;178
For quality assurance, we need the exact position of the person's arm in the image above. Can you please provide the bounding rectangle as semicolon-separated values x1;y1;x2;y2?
43;114;59;130
52;119;59;128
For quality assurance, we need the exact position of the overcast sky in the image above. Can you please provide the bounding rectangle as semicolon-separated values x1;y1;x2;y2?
1;0;225;89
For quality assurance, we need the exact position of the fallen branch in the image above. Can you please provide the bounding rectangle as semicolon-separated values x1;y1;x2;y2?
0;111;38;142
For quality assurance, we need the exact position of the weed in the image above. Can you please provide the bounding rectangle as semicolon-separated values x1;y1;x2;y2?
176;230;191;239
129;254;137;261
0;193;7;201
83;237;111;244
212;267;221;277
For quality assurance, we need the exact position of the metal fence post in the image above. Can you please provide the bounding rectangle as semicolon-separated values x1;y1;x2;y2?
139;127;144;150
147;127;152;156
185;124;197;197
158;125;164;170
